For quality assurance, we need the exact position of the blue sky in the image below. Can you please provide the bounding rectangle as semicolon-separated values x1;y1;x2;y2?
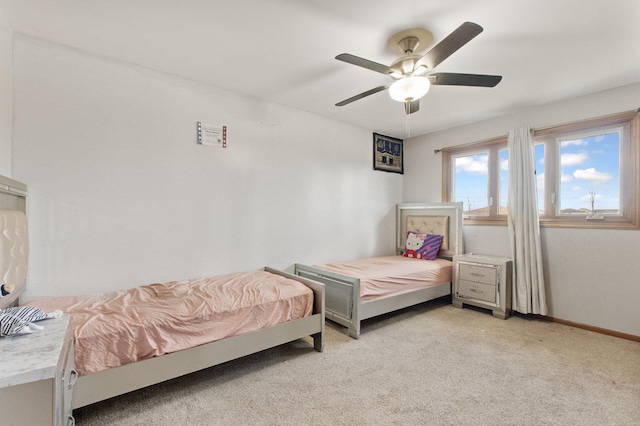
555;131;620;211
453;153;489;212
454;130;621;213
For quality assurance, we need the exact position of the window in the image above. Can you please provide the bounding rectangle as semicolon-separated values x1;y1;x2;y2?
453;151;489;215
442;111;639;229
443;137;507;223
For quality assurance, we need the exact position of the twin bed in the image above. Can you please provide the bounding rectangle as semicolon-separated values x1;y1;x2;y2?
295;203;463;338
0;173;462;412
25;268;325;408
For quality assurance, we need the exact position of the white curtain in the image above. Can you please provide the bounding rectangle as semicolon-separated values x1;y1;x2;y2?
507;127;548;315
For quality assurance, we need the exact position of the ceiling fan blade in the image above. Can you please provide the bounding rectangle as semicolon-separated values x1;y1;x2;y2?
405;100;419;115
418;22;483;70
429;72;502;87
336;53;399;76
335;84;391;106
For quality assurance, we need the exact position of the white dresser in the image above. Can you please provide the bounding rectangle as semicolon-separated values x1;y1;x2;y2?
0;314;76;425
452;254;512;319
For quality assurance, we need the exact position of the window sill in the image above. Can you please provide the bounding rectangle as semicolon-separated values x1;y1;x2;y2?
462;217;640;230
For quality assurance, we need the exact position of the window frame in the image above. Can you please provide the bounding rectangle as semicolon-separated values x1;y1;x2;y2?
442;136;507;226
441;111;640;229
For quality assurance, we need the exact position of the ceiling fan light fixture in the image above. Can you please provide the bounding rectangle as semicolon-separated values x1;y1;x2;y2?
389;76;430;102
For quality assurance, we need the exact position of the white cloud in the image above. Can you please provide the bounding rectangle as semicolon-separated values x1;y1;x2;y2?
573;168;613;184
571;185;582;192
561;152;588;167
561;138;588;147
561;173;573;183
501;158;509;171
455;155;487;175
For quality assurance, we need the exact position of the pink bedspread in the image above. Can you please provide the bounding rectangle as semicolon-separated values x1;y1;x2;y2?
319;255;452;300
27;270;313;376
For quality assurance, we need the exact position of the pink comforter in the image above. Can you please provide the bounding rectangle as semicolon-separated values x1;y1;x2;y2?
320;255;452;300
27;270;313;376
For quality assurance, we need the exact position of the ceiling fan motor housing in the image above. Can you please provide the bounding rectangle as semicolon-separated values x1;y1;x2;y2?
391;54;424;76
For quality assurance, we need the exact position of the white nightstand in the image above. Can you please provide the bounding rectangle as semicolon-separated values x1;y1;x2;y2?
0;314;76;425
452;254;512;319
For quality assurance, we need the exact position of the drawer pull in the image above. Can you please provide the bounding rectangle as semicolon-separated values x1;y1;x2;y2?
69;369;78;388
67;415;76;426
470;272;484;278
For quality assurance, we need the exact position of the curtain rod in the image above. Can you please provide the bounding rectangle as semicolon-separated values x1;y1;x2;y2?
433;134;507;155
433;108;639;154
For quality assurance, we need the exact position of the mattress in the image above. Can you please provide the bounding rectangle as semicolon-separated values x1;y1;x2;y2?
26;270;313;376
319;255;452;300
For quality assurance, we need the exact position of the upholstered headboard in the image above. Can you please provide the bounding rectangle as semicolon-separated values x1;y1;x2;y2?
0;175;28;309
396;202;463;259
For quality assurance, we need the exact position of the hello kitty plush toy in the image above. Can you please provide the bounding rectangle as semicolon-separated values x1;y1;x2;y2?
404;232;425;259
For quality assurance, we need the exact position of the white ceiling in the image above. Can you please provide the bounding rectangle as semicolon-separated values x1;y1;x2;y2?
1;0;639;139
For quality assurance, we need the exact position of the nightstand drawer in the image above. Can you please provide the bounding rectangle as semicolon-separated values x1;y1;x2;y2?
457;279;496;303
458;263;497;285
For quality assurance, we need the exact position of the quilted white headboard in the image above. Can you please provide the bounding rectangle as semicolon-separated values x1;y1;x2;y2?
406;215;450;251
0;175;28;309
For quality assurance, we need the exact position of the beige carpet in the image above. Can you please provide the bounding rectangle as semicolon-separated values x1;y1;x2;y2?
73;298;640;425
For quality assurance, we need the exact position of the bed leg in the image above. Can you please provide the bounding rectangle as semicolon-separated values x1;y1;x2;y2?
312;332;324;352
347;324;360;339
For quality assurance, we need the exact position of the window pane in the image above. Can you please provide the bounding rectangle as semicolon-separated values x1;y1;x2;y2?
499;149;508;214
535;143;545;214
558;131;620;215
454;153;488;215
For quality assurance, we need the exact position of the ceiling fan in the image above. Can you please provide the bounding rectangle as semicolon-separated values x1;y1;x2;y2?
335;22;502;115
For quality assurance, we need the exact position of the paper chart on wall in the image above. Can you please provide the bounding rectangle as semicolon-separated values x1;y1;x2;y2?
197;122;227;148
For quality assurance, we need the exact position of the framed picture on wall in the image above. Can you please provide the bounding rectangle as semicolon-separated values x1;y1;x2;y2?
373;133;403;174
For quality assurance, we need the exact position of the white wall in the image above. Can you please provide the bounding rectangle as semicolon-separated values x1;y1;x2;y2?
404;82;640;337
0;8;11;176
11;34;402;299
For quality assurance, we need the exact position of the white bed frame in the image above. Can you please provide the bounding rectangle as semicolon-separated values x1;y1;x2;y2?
0;175;325;410
295;202;463;339
73;267;324;408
